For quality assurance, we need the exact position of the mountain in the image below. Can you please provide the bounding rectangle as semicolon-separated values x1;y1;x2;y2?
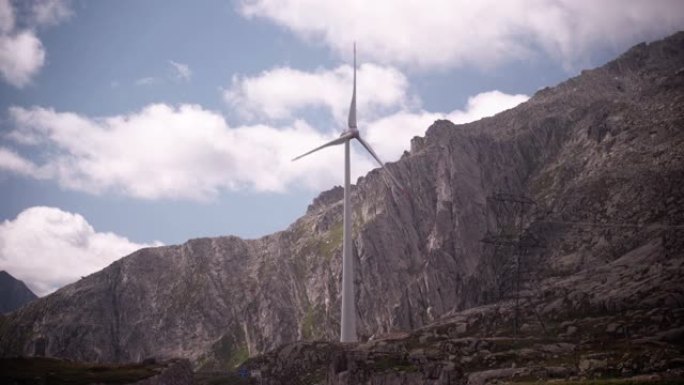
0;271;37;314
0;30;682;382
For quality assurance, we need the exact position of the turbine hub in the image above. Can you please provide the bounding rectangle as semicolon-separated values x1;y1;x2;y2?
342;128;359;139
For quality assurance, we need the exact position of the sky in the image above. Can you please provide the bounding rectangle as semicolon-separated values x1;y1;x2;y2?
0;0;682;296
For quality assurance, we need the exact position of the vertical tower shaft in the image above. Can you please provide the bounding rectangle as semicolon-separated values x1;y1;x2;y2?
340;140;357;342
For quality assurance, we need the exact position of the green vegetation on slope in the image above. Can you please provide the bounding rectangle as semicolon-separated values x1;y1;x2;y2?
507;380;684;385
0;357;163;385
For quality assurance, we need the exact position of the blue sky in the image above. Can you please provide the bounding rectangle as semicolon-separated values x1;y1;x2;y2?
0;0;682;295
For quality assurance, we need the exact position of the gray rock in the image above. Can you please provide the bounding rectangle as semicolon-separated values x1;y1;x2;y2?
467;368;525;385
0;271;37;314
579;354;609;374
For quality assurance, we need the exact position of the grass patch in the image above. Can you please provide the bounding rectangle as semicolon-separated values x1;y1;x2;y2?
293;220;344;280
198;330;250;371
508;380;684;385
301;303;326;340
320;222;343;261
0;357;163;385
226;344;249;369
210;334;249;370
371;355;419;373
194;370;252;385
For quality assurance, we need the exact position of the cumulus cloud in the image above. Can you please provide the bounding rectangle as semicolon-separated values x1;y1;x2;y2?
0;206;160;296
446;91;530;125
0;31;45;87
225;63;410;122
30;0;73;27
2;88;526;199
3;104;376;200
169;60;192;82
135;76;161;86
364;111;442;162
0;146;43;176
134;61;191;86
238;0;684;70
365;90;528;161
0;0;15;33
0;0;72;87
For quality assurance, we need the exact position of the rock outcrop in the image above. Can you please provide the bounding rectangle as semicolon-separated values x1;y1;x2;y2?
0;31;682;384
241;234;684;383
0;271;37;314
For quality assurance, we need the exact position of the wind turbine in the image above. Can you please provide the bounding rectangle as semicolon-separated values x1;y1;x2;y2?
292;45;404;343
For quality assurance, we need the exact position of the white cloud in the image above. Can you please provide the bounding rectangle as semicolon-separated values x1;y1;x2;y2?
238;0;684;70
30;0;73;27
364;111;442;162
365;90;529;161
2;89;526;199
0;146;43;176
224;64;528;165
446;90;529;125
169;60;192;82
0;0;15;33
225;63;410;122
0;206;160;296
135;61;191;86
0;0;72;87
0;31;45;87
135;76;161;86
4;104;375;200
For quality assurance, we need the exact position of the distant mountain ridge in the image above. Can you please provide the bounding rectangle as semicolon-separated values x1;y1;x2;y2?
0;271;37;314
0;31;682;378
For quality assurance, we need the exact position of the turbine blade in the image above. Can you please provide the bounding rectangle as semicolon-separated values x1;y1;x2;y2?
356;135;407;194
348;43;357;129
291;133;352;161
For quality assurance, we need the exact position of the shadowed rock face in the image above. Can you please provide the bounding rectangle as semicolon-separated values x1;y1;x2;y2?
0;271;37;314
0;32;682;372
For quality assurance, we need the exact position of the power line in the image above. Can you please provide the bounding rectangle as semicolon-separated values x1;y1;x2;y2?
536;220;684;230
481;192;543;336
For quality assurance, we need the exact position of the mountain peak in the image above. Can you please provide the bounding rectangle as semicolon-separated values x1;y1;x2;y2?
0;271;37;314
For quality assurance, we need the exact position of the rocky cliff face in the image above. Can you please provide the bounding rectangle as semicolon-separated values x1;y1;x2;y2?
0;32;682;378
243;233;684;384
0;271;37;314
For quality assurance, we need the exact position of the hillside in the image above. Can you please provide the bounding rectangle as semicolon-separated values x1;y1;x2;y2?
0;271;37;314
0;31;682;384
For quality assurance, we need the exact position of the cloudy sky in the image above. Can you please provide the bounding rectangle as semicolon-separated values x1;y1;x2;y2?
0;0;682;296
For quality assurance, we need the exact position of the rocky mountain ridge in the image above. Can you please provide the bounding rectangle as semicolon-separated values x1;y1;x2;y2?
0;271;37;314
0;31;682;384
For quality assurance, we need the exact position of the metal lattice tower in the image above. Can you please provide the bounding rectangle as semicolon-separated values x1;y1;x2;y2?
481;191;542;335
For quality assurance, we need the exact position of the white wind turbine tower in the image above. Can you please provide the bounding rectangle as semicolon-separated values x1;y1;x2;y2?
292;45;404;343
